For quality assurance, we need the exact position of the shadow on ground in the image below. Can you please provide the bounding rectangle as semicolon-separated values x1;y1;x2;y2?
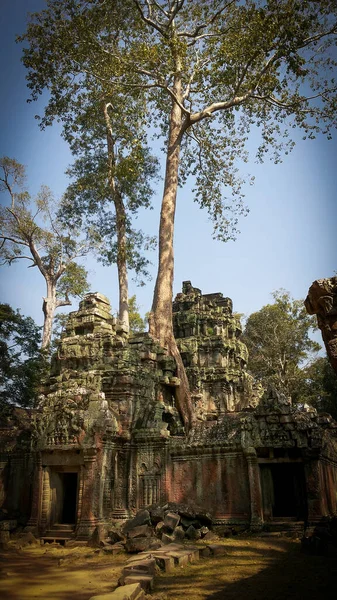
155;537;337;600
0;545;125;600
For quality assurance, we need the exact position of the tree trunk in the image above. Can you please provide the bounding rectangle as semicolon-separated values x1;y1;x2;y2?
103;102;129;332
150;68;195;431
115;192;129;331
41;280;57;349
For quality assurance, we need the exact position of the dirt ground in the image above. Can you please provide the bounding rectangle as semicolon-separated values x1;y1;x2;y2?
0;535;336;600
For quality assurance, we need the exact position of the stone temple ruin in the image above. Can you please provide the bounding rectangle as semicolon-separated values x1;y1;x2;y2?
1;281;337;541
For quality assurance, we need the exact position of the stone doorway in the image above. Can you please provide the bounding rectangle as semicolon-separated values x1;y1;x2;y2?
50;470;78;526
260;463;307;521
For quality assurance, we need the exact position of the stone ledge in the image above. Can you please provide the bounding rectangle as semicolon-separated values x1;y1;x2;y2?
88;582;144;600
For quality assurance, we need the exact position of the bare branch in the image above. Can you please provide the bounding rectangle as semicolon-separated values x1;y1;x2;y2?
178;1;236;40
132;0;167;37
56;298;72;308
0;234;29;247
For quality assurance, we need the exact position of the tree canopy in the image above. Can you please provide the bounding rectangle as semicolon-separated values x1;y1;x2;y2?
0;304;46;421
0;157;90;348
299;356;337;419
243;290;321;400
20;0;337;430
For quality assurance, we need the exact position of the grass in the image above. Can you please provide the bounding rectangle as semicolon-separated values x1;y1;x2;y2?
1;535;337;600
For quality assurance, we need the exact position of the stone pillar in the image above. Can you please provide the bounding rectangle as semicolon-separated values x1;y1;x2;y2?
76;449;99;538
25;453;42;534
245;448;263;530
40;467;51;533
305;459;323;523
111;448;129;519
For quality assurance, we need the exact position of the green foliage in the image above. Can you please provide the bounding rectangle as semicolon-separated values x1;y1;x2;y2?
128;295;146;333
0;304;47;419
243;290;321;399
299;356;337;419
0;157;90;305
19;0;337;242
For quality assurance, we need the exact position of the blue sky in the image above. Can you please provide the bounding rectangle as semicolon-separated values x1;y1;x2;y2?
0;0;336;334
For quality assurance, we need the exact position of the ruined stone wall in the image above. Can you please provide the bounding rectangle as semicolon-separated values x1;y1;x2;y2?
173;281;262;419
167;448;251;523
305;276;337;374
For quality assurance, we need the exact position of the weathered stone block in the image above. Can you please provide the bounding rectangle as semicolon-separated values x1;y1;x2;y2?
125;537;152;553
89;583;144;600
172;526;185;542
161;532;175;545
123;557;156;577
185;525;201;541
164;512;180;531
127;525;153;540
123;574;153;593
124;511;151;534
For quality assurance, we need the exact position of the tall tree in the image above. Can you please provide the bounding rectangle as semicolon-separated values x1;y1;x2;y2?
299;356;337;419
243;290;320;399
20;0;337;429
0;157;90;348
0;304;46;421
59;88;158;331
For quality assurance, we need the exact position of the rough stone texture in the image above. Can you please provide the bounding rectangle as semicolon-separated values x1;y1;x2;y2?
164;512;180;531
124;537;152;554
89;583;144;600
127;525;153;540
305;276;337;374
2;283;337;540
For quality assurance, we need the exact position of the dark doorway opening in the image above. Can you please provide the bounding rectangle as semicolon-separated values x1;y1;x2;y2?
260;463;307;520
61;472;78;523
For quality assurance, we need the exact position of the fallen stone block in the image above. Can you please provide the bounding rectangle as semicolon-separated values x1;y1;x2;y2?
184;546;200;562
150;553;175;573
124;510;151;534
149;539;162;549
186;525;201;541
166;550;190;567
89;582;144;600
161;532;175;545
173;526;185;542
148;504;165;524
207;544;227;556
103;544;124;555
123;574;154;593
127;525;153;540
164;512;180;531
125;537;152;553
203;531;218;541
122;557;156;577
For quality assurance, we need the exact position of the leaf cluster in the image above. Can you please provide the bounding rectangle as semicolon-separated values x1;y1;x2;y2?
243;289;321;399
0;157;90;300
20;1;337;242
0;304;48;419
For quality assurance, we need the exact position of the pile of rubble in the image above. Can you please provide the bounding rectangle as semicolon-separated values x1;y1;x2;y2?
121;502;214;553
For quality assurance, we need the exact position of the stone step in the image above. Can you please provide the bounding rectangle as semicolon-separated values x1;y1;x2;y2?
50;523;75;531
263;521;305;533
89;582;145;600
122;574;154;593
